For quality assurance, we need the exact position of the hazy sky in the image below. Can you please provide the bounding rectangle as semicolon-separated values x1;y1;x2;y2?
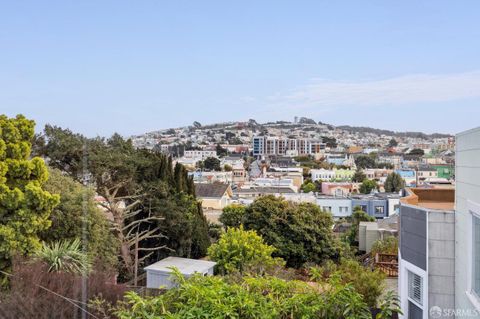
1;1;480;137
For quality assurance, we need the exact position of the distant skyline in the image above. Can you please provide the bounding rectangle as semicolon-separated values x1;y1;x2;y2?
2;1;480;137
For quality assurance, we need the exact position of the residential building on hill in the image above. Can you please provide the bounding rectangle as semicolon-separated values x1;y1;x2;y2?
194;183;233;210
252;136;325;157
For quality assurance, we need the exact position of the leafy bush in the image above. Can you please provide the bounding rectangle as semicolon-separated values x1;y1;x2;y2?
207;226;282;274
115;269;372;319
310;259;386;308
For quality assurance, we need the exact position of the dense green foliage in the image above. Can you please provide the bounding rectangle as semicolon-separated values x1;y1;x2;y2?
0;115;59;280
408;148;425;156
202;156;221;171
355;155;376;169
34;238;91;274
387;138;398;147
35;126;210;278
352;169;367;183
116;270;373;319
359;179;378;194
311;259;386;308
207;227;282;274
219;204;246;228
41;168;118;269
384;172;405;193
242;196;340;268
300;181;316;193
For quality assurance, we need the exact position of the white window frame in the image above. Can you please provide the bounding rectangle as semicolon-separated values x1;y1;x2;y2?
407;270;424;307
467;200;480;311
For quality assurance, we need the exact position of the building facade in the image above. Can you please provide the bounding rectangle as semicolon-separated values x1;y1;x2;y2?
252;136;325;157
398;188;455;319
455;127;480;315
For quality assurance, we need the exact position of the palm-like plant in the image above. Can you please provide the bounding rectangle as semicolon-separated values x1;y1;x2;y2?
34;239;92;274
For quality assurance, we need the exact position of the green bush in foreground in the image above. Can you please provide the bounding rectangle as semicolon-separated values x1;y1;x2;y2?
207;226;283;274
115;269;372;319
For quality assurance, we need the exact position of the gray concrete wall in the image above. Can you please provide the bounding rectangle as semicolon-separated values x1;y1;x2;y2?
455;127;480;313
400;205;427;270
428;210;455;311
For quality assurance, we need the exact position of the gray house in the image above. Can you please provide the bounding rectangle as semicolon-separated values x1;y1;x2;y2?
398;188;455;319
351;194;389;218
145;257;216;289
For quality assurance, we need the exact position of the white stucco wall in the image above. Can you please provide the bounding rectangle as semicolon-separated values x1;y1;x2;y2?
455;127;480;314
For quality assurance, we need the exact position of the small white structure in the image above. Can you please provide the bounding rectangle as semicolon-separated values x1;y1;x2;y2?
144;257;216;289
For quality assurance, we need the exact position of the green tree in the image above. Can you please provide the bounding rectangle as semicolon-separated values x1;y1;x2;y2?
354;155;376;169
387;138;398;147
0;115;59;280
359;179;377;194
352;169;367;183
219;204;246;228
207;226;282;274
384;172;405;193
223;164;232;171
41;168;118;269
301;181;316;193
243;196;339;268
37;126;209;278
408;148;425;156
203;157;221;171
215;144;228;157
34;238;92;274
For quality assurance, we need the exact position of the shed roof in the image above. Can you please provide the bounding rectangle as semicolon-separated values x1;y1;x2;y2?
144;257;216;275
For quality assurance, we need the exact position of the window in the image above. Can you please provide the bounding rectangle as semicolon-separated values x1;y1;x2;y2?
322;206;332;213
408;270;423;305
473;215;480;296
375;206;385;214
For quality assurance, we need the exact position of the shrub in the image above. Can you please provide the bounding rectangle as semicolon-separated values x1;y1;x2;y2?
115;270;372;319
207;226;283;274
311;258;386;308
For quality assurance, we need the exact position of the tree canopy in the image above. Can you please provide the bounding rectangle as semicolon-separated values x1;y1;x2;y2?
0;115;59;280
35;125;209;279
242;196;340;268
384;172;404;193
359;179;378;194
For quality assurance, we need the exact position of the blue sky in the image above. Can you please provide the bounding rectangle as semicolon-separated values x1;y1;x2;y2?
1;1;479;137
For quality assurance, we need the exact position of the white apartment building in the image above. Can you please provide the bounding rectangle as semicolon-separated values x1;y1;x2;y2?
184;150;217;160
252;136;325;157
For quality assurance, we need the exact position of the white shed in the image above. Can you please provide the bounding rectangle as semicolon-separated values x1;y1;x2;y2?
144;257;216;289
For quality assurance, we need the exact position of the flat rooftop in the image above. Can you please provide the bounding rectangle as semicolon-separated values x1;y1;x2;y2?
144;257;216;275
400;188;454;211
